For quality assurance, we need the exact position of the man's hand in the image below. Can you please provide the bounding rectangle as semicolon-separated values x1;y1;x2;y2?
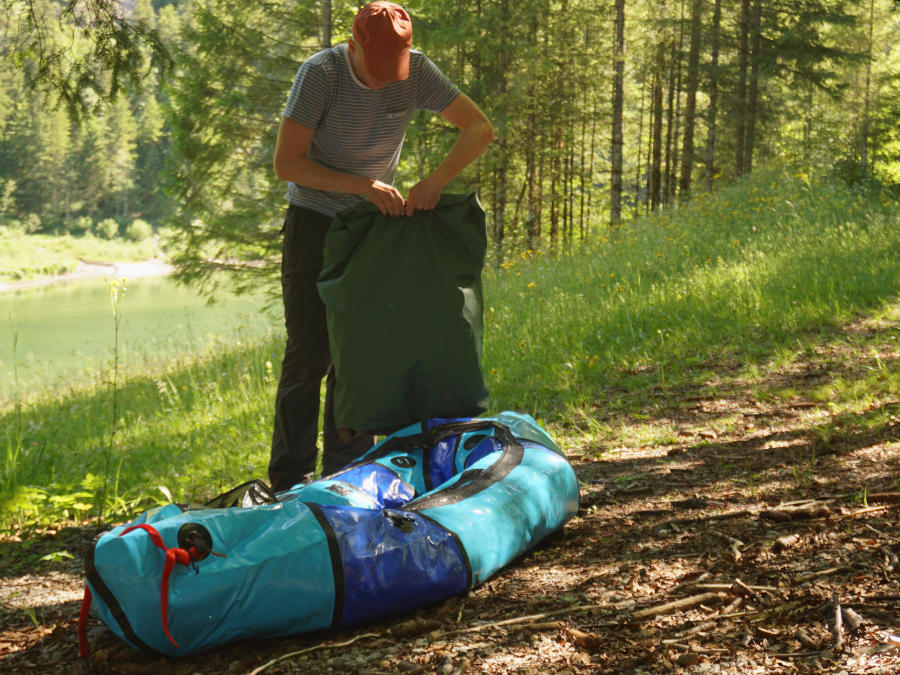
405;175;446;217
403;93;494;218
364;180;406;217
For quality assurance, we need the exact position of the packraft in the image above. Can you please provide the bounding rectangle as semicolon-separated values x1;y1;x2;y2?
319;193;490;434
79;412;579;657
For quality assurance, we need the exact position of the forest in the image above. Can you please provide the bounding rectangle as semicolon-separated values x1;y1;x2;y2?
3;2;900;673
2;0;898;282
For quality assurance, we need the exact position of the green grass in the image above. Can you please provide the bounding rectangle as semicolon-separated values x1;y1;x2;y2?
482;165;900;415
0;230;162;282
1;334;283;528
1;163;898;530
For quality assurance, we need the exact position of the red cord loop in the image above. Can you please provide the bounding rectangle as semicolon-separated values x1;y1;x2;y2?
78;585;93;658
119;523;201;648
79;522;214;656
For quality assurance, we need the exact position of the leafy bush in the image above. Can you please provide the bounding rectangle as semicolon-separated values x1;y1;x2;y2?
23;213;42;233
831;157;877;189
68;215;93;235
156;225;178;249
96;218;120;239
126;218;153;242
0;178;16;217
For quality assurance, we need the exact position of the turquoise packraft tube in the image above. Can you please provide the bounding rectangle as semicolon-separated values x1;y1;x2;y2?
80;412;579;656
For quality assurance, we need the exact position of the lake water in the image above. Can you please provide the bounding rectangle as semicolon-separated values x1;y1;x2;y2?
0;275;282;400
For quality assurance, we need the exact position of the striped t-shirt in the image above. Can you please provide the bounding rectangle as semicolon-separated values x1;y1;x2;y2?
282;43;460;217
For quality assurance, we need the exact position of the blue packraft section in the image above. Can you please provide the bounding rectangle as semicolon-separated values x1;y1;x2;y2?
317;505;469;627
85;412;579;656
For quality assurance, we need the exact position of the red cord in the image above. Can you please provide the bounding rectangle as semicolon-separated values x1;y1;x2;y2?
78;585;93;658
120;524;194;648
159;546;192;646
79;522;223;655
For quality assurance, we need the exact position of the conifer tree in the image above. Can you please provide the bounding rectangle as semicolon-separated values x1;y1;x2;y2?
611;0;626;225
164;0;326;293
5;0;172;118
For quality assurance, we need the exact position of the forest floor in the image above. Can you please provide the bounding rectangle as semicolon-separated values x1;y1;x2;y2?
2;311;899;674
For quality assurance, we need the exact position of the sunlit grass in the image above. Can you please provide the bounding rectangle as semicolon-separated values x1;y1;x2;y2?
0;164;897;530
482;165;900;417
0;332;283;528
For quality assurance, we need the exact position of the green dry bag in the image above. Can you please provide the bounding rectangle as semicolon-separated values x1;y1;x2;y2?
318;192;489;434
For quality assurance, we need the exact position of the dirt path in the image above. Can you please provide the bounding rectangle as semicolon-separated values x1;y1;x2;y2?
2;314;899;673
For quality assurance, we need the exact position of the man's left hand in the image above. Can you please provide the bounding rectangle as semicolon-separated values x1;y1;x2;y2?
405;175;446;217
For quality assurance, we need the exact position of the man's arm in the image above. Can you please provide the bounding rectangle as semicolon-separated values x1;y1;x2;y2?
273;117;407;217
405;93;495;216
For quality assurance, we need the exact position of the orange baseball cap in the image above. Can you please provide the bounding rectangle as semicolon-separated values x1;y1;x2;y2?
352;2;412;82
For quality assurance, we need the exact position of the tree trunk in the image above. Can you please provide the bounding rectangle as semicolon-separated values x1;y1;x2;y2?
579;113;586;240
587;108;596;229
569;145;576;242
321;0;331;49
537;144;545;248
635;61;646;216
526;106;538;249
735;0;750;176
743;0;761;174
562;142;570;244
803;84;813;162
550;129;560;245
584;111;597;236
678;0;703;197
610;0;626;226
487;0;511;252
565;146;574;244
493;147;508;254
704;0;722;191
526;12;539;249
861;0;874;175
663;32;677;205
668;0;686;203
650;46;664;211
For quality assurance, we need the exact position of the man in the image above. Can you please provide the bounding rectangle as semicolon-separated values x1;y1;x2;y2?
268;1;494;492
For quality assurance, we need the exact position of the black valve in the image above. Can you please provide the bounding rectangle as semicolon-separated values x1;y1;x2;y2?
384;511;415;533
177;523;213;560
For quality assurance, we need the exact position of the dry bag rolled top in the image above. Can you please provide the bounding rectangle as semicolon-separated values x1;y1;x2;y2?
318;192;490;434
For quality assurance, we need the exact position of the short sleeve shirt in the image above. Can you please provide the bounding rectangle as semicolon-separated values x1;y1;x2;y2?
282;43;460;217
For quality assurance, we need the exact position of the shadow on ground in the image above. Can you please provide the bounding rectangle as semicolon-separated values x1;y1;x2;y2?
2;312;899;673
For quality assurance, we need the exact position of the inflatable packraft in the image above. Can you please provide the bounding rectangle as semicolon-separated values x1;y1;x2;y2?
79;412;579;657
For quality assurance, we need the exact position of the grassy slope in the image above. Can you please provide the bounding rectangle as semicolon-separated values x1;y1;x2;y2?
483;166;899;417
1;165;898;529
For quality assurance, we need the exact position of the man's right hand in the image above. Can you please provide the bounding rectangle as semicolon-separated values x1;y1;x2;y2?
364;180;406;217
